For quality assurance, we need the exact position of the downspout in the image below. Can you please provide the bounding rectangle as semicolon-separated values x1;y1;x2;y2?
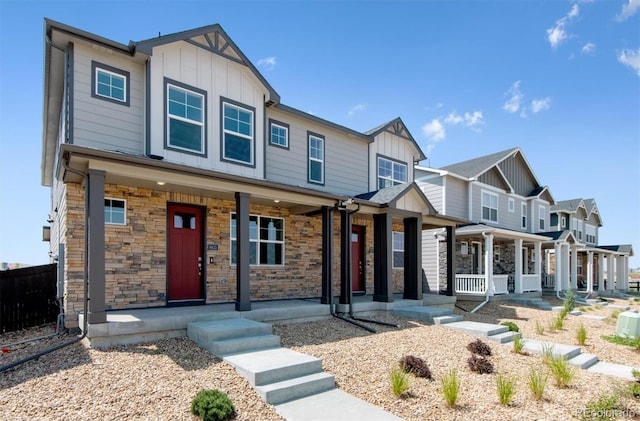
0;157;90;372
471;232;491;313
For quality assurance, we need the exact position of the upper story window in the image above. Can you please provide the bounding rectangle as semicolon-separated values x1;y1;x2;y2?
561;216;567;228
222;100;255;165
392;232;404;269
166;80;206;155
586;224;596;244
508;198;515;212
92;61;129;106
539;205;546;230
230;214;284;266
577;220;583;240
521;203;527;229
481;191;498;222
269;119;289;148
105;198;126;225
308;132;324;184
378;156;408;189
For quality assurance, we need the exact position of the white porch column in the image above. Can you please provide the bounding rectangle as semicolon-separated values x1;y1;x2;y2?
514;238;523;294
607;255;615;291
485;233;494;296
624;255;630;290
535;241;542;292
617;256;625;290
554;243;562;292
586;251;594;293
563;244;571;291
570;246;578;290
597;253;605;292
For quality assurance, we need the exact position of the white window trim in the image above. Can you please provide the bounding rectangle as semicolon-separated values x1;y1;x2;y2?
481;190;499;223
521;203;527;229
230;213;285;267
561;216;566;229
308;134;324;184
508;198;515;212
167;83;205;154
494;245;501;261
95;67;127;103
392;231;404;269
538;205;545;231
222;101;254;165
269;122;289;148
460;241;468;255
377;156;408;188
105;198;126;225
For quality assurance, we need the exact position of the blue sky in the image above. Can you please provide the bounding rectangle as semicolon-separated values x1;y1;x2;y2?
0;0;639;267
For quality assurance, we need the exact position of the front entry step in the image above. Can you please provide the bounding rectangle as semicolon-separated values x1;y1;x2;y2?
188;318;280;357
393;306;461;324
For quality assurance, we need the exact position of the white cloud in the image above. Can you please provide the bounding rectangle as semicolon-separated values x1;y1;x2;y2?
617;0;640;21
581;42;596;55
444;112;464;125
422;119;445;142
463;111;484;128
257;56;277;70
618;48;640;76
503;81;524;113
546;5;579;49
347;103;366;117
531;97;552;113
568;4;580;18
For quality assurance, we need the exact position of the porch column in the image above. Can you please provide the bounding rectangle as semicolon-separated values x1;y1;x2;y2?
87;169;106;324
373;213;393;302
623;255;630;290
562;244;571;291
403;217;422;300
586;251;594;293
514;238;523;294
616;255;625;290
321;206;334;304
534;241;542;292
484;233;494;295
446;226;456;296
554;243;562;293
607;254;615;291
598;253;605;291
339;209;352;304
235;192;251;311
570;246;578;290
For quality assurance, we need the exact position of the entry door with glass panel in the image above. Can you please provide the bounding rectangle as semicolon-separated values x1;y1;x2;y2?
167;204;204;302
351;225;365;293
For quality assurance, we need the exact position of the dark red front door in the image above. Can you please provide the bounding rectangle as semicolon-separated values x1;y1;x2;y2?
351;225;365;293
168;204;204;301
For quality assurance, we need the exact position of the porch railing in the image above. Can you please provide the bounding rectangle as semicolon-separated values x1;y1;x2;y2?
455;274;486;294
522;274;540;292
543;274;555;289
493;275;509;295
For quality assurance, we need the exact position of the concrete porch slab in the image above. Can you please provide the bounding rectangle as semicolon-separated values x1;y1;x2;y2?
444;321;509;337
587;361;639;381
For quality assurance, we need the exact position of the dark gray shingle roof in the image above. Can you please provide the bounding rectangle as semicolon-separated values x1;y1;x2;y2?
440;147;518;178
550;198;585;213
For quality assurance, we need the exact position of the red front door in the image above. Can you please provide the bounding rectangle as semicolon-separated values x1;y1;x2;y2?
351;225;365;293
168;204;204;301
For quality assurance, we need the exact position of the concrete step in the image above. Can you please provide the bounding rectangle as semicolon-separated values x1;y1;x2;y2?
521;339;582;360
393;306;455;324
432;315;464;325
187;318;273;343
256;372;335;405
445;321;509;337
207;334;281;357
224;348;324;386
568;353;599;369
587;361;639;381
488;331;520;344
580;314;608;321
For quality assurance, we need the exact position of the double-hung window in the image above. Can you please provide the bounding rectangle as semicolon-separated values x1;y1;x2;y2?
166;81;205;154
230;214;284;265
92;61;129;105
392;232;404;269
481;191;498;222
521;203;527;229
378;157;407;189
105;198;126;225
308;133;324;184
269;119;289;148
222;101;254;164
538;205;546;230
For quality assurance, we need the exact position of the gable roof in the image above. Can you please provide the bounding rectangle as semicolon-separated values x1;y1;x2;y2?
355;182;437;215
598;244;634;256
365;118;426;161
135;23;280;105
440;147;519;179
539;230;580;244
550;198;585;213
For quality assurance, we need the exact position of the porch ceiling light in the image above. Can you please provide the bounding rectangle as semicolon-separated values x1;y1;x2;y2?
156;181;166;186
273;199;280;203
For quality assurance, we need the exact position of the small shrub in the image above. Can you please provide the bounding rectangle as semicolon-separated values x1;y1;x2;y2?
496;375;516;406
535;320;545;335
580;393;623;421
468;354;494;374
564;290;576;313
559;307;569;321
541;343;555;365
601;334;640;350
547;319;557;333
399;355;433;380
547;355;576;388
466;338;492;356
576;324;588;346
190;389;235;421
512;335;526;354
500;321;520;332
610;309;622;320
527;367;547;400
628;382;640;398
632;368;640;381
441;369;459;408
390;365;412;397
553;313;565;330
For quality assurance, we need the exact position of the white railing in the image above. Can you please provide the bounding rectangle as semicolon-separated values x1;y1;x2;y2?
455;274;486;294
493;275;509;295
522;274;540;292
543;274;555;288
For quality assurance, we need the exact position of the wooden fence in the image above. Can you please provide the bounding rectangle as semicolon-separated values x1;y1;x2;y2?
0;264;59;333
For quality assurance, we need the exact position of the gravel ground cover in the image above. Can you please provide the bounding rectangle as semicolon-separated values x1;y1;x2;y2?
1;296;639;420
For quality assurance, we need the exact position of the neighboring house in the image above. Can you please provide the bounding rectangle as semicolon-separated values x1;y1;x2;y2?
549;198;633;293
41;20;459;329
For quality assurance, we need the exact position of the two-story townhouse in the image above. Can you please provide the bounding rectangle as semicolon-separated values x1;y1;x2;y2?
550;198;633;293
41;20;460;335
416;147;582;300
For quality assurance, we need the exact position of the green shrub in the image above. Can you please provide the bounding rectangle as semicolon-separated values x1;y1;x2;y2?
496;375;515;406
547;319;558;333
441;369;459;408
500;321;520;332
535;320;545;335
628;382;640;399
610;309;622;320
467;354;494;374
553;313;565;330
580;393;623;421
576;324;588;346
190;389;235;421
632;368;640;381
547;356;576;388
466;338;492;356
512;335;526;354
527;367;547;400
390;365;412;397
601;335;640;350
541;343;555;365
399;355;432;380
559;307;569;321
564;290;576;313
